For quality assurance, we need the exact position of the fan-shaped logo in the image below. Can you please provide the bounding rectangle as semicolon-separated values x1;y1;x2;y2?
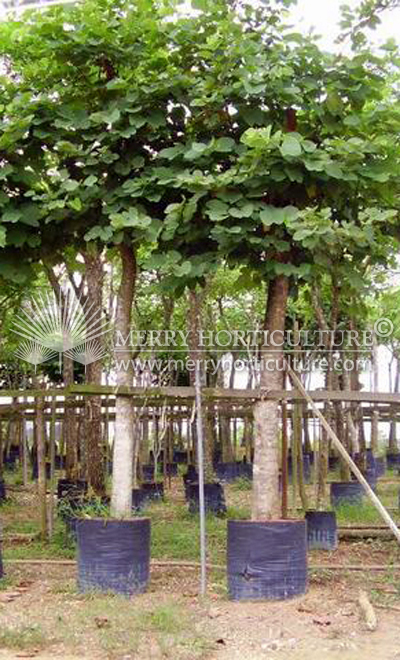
12;290;111;370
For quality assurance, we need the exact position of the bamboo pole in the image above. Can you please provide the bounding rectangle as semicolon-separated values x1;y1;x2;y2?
287;364;400;545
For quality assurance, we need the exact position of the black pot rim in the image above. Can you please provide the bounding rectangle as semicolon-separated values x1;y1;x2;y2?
306;509;335;515
227;518;305;525
76;516;150;523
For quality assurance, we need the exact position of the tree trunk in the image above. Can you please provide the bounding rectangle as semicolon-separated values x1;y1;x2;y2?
111;244;136;517
46;266;78;480
83;248;105;495
252;275;289;521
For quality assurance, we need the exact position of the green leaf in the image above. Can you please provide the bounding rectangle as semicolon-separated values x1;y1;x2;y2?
68;198;82;211
280;135;302;158
230;203;254;218
0;226;6;247
214;137;235;153
159;145;185;160
83;175;98;187
205;199;229;221
2;209;21;223
260;206;299;227
184;142;209;160
62;179;80;192
84;225;114;242
325;162;344;179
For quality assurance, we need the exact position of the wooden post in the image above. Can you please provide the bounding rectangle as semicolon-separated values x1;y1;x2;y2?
48;397;56;540
36;391;47;542
281;399;288;519
287;365;400;545
21;404;28;487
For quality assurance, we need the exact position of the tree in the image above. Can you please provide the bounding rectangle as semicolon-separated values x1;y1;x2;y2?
149;5;400;519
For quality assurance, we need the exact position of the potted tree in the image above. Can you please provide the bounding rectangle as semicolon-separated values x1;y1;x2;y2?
151;1;400;599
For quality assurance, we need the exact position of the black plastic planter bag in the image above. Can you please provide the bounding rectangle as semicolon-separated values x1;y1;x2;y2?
216;463;239;482
140;465;156;482
387;453;400;468
57;479;88;500
375;457;386;477
305;511;338;551
227;520;307;601
185;465;198;481
32;461;51;480
173;450;188;464
328;456;339;471
132;489;148;512
141;482;164;500
0;479;6;502
351;468;377;490
65;515;81;542
77;518;150;596
330;482;365;507
163;463;178;477
238;463;253;480
188;482;227;515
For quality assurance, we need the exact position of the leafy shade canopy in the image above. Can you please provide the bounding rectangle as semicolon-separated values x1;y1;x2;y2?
0;0;399;292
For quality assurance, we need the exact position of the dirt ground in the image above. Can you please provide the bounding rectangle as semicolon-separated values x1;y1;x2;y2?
1;477;400;659
0;560;399;660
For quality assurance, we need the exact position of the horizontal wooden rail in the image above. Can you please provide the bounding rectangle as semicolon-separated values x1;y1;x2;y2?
0;385;400;405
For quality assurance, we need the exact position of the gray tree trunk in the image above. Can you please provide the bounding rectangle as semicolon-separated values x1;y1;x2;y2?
252;275;288;521
111;244;136;517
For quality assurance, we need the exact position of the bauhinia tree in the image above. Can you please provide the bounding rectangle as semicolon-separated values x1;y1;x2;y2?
148;1;400;519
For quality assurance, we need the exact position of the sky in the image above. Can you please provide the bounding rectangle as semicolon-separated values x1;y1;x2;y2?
291;0;400;50
3;0;400;47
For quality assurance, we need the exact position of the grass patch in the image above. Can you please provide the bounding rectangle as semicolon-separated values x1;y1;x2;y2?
0;624;49;650
335;502;382;525
146;602;187;634
230;477;252;491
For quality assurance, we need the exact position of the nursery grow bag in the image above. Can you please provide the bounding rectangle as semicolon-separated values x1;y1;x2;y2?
32;461;51;480
173;450;188;464
328;456;339;471
305;511;337;551
141;482;164;501
386;453;400;468
132;489;148;511
3;456;17;471
185;464;198;481
140;464;156;482
162;462;178;477
57;479;88;501
54;455;65;470
65;515;81;541
0;478;6;502
215;463;239;482
227;519;307;601
77;518;150;596
187;482;227;515
351;468;377;490
375;457;386;478
330;482;365;507
237;463;253;480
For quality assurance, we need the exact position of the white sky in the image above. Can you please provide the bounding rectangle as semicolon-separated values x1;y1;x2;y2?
291;0;400;50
